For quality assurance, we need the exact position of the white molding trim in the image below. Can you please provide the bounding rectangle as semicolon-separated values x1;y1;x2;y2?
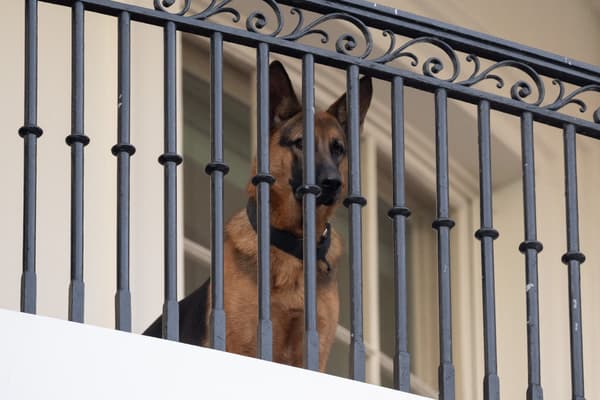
1;309;433;400
183;237;212;265
362;135;382;385
335;325;437;398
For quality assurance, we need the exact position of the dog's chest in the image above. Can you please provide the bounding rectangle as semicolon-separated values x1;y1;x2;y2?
270;263;335;313
272;270;305;312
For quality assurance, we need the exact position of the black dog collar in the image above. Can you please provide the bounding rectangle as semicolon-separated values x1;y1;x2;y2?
246;197;332;272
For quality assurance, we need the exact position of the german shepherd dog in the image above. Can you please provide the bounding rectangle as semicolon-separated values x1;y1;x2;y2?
145;61;372;371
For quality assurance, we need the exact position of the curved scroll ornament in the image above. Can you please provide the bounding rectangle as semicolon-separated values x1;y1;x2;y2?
155;0;241;22
155;0;284;36
245;0;284;36
189;0;240;22
372;32;460;82
458;55;546;106
152;0;599;121
545;80;600;123
153;1;371;57
280;8;373;58
154;0;192;15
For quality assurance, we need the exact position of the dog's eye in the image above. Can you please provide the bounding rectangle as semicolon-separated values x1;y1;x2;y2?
293;138;303;150
331;140;345;157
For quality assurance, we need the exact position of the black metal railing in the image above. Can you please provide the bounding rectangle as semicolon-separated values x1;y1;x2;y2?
475;99;500;400
113;9;134;332
389;75;411;392
301;52;319;370
255;41;274;361
207;30;227;352
17;1;599;399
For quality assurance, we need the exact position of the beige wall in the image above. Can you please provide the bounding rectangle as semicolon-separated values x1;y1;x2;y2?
489;137;600;400
374;1;600;398
0;0;184;332
395;1;600;399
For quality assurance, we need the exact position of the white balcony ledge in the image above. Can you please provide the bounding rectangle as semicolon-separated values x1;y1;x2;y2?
1;309;431;400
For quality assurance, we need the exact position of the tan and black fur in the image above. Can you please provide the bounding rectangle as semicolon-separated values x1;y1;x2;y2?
145;61;372;371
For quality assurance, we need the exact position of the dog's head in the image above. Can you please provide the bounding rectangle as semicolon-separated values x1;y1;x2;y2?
249;61;372;232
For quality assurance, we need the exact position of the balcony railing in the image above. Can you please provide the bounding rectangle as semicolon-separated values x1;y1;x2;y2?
10;1;600;399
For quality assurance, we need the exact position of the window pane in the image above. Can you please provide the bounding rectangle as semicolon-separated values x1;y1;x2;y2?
183;71;251;293
334;208;351;330
184;252;210;296
325;337;349;379
378;196;397;358
380;366;394;389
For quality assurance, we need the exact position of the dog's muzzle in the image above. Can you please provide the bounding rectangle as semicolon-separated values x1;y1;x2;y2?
291;170;342;206
317;177;341;206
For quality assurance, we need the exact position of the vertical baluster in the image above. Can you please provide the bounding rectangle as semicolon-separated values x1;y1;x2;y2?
388;77;411;392
519;112;544;400
562;123;585;400
20;0;43;314
475;100;500;400
112;11;135;332
206;32;228;351
67;0;89;323
254;42;273;360
301;53;320;371
432;88;455;400
344;65;366;382
158;21;181;341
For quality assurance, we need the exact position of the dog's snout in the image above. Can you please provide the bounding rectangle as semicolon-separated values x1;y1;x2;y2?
320;177;342;192
317;173;341;206
318;165;342;193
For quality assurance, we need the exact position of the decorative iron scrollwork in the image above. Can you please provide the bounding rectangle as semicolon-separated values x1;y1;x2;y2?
155;0;284;35
373;33;460;82
459;55;545;106
281;8;372;58
245;0;283;36
155;0;241;23
153;0;600;123
372;32;545;105
154;1;372;55
190;0;240;22
545;80;600;123
153;0;191;16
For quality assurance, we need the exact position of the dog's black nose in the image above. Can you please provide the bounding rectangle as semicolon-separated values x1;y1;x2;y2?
317;167;342;205
320;177;342;193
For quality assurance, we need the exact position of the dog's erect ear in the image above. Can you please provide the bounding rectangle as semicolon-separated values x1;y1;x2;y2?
269;61;301;130
326;76;373;132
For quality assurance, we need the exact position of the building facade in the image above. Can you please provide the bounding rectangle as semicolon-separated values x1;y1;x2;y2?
1;1;599;399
